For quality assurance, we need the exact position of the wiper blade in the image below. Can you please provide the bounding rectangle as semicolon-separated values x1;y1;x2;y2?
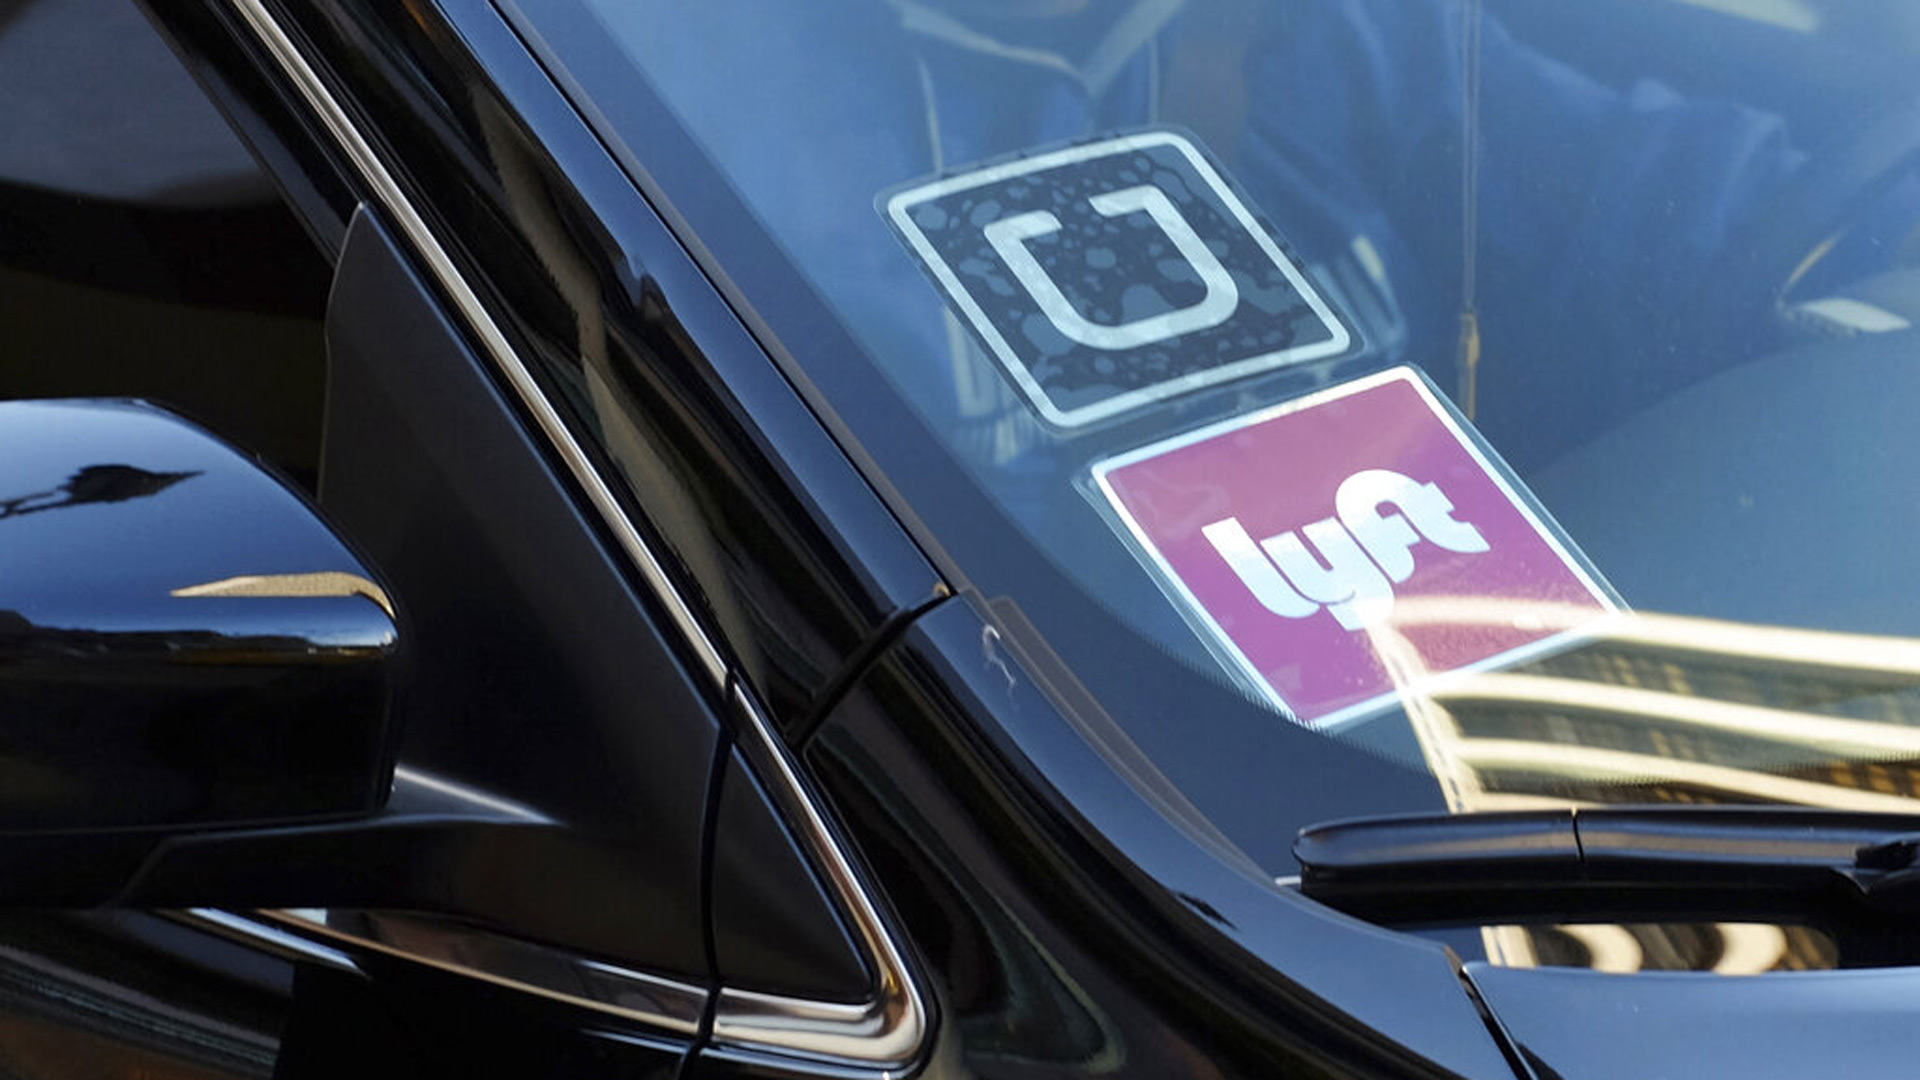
1294;806;1920;924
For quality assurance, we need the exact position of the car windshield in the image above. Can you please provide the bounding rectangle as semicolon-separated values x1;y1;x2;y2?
506;0;1920;967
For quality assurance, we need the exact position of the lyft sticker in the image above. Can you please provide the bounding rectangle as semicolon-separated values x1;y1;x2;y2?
1094;368;1616;728
885;131;1352;428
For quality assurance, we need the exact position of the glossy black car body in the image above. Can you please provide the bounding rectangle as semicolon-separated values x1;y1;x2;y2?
5;1;1919;1078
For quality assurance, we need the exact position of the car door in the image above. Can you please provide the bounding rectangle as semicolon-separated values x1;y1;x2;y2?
1;0;933;1076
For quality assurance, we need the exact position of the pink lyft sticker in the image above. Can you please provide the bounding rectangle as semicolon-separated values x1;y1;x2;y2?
1093;367;1616;728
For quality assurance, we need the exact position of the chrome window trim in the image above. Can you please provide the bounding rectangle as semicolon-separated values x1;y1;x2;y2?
177;909;364;974
227;0;724;690
714;682;927;1072
215;0;932;1072
250;910;710;1035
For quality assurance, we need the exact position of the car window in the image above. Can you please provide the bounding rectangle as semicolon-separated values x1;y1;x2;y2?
507;0;1920;900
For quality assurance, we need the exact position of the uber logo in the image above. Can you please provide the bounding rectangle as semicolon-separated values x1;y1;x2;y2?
886;131;1352;428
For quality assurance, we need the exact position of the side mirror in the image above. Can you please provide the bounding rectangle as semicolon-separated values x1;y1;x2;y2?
0;400;595;917
0;399;400;835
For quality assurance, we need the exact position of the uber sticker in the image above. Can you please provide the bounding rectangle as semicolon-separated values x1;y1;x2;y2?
885;131;1351;428
1093;368;1616;728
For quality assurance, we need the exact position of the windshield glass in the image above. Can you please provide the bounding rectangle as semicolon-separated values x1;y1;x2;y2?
506;0;1920;969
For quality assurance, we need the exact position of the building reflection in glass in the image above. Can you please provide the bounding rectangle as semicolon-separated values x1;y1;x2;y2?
1370;598;1920;973
1482;922;1839;975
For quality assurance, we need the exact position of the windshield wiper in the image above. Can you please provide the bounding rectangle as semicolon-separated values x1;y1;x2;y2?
1293;806;1920;925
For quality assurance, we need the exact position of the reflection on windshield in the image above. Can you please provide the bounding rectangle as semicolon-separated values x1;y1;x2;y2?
514;0;1920;949
1382;601;1920;972
1483;921;1838;975
1390;602;1920;813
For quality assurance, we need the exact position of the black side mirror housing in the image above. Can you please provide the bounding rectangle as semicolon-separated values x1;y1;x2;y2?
0;399;400;833
0;401;608;918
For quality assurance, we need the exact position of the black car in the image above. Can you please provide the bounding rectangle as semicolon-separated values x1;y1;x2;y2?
8;0;1920;1076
